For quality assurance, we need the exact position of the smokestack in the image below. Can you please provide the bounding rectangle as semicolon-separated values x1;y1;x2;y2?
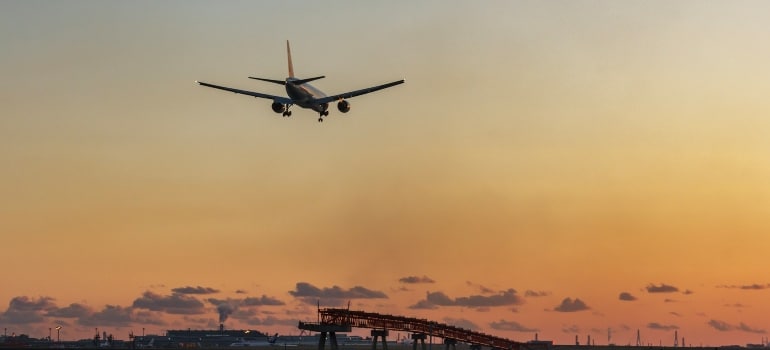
220;323;224;332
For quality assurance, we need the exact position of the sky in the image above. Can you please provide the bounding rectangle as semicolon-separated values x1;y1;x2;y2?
2;0;770;346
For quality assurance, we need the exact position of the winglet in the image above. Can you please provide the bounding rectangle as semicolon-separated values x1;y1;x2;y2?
286;40;295;78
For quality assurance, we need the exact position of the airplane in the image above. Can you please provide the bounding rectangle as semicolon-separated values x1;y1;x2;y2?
196;40;405;122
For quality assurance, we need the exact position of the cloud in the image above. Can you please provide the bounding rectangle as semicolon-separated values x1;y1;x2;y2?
443;317;479;330
525;290;550;297
554;298;590;312
718;284;770;290
648;322;679;331
709;320;732;332
243;295;285;306
408;300;437;310
455;289;523;307
171;286;220;295
132;291;206;315
725;303;747;308
426;291;455;306
410;289;523;309
708;320;766;334
235;290;248;294
399;276;435;284
646;283;679;293
739;323;767;334
465;281;495;294
618;292;637;301
670;312;682;317
490;320;538;332
683;289;694;295
0;296;57;324
664;298;677;303
289;282;387;306
46;303;92;318
78;305;134;327
8;296;57;311
562;325;580;333
133;310;166;326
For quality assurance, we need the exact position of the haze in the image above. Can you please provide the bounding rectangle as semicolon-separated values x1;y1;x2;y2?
2;1;770;346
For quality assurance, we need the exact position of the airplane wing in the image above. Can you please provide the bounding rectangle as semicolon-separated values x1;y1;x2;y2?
314;79;405;105
196;81;293;105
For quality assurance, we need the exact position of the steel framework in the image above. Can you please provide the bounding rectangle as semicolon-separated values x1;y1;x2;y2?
300;308;522;350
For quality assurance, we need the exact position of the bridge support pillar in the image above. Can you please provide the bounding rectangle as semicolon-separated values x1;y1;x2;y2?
371;329;389;350
444;339;457;350
318;332;340;350
412;333;427;350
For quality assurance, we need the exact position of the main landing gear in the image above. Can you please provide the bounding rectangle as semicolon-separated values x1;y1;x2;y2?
317;110;329;122
281;103;293;117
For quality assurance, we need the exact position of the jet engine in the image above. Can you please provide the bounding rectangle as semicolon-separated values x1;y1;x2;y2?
271;102;285;114
337;100;351;113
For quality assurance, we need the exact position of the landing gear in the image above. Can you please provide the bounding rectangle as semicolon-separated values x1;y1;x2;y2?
317;110;329;123
281;104;293;117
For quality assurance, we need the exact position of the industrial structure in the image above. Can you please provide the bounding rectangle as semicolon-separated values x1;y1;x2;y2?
298;308;526;350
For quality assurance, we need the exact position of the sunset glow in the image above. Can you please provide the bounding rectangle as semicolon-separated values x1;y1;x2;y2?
2;1;770;346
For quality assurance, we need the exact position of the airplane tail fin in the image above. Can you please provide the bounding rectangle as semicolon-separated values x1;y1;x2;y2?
287;40;295;78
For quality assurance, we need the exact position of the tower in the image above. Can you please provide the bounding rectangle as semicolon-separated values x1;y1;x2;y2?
636;329;641;347
674;330;678;347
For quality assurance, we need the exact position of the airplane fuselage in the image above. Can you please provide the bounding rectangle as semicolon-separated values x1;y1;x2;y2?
285;78;328;112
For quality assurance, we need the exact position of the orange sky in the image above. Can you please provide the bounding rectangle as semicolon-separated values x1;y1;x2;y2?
2;1;770;346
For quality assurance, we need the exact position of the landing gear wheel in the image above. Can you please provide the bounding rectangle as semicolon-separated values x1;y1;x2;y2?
287;111;292;117
318;117;324;123
323;111;329;117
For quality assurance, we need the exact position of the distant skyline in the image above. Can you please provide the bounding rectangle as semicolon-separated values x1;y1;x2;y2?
2;0;770;345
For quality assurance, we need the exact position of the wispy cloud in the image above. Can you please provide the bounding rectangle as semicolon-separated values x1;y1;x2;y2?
171;286;220;295
562;325;581;333
648;322;679;331
553;298;590;312
466;281;495;294
724;303;747;308
490;320;538;332
525;290;550;297
718;284;770;290
708;320;766;334
242;295;285;306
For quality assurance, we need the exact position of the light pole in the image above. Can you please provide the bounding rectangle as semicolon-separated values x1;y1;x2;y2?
56;326;62;343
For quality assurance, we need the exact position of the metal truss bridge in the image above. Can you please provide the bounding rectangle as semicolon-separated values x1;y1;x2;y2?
299;308;524;350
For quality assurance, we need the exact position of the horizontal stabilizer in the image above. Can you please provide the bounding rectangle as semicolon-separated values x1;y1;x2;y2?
249;77;286;85
289;76;325;85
